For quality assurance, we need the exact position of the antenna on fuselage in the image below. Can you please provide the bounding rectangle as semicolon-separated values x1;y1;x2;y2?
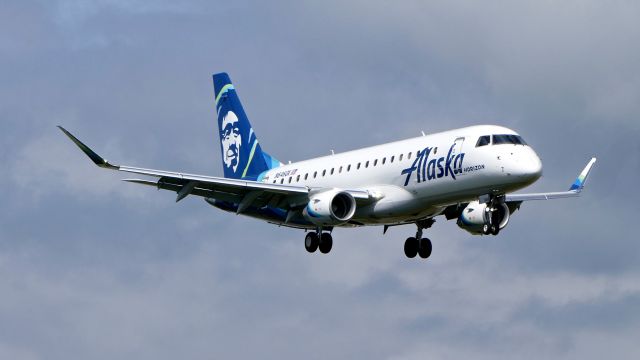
421;131;426;136
331;149;335;155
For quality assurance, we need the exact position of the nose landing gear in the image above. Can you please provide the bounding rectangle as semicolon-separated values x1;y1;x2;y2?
481;195;506;236
482;223;500;236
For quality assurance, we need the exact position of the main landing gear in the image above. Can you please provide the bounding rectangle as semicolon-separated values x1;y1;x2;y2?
404;237;432;259
404;219;434;260
305;230;333;254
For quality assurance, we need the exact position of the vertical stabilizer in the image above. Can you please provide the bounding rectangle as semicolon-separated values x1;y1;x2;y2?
213;73;281;180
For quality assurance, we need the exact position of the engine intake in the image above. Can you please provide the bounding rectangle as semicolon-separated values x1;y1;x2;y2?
303;190;357;226
457;200;510;235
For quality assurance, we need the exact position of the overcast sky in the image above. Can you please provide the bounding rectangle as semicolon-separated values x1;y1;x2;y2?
1;1;639;359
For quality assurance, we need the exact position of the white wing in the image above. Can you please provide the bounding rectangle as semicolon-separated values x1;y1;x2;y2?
58;127;375;212
505;157;597;202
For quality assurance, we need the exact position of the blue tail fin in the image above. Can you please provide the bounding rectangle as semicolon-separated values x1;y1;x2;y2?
213;73;281;180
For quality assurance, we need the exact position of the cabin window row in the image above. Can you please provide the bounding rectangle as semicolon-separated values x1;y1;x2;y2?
271;149;427;184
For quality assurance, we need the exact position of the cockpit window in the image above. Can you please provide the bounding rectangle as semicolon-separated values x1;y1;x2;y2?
492;134;527;145
476;135;490;147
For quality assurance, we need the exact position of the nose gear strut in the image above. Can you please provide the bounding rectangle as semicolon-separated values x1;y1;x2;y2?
482;195;505;235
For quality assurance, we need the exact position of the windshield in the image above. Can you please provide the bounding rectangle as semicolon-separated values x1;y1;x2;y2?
476;135;490;147
492;134;527;145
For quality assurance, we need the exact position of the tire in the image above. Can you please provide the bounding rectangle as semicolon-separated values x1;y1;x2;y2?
404;237;418;258
491;225;500;236
418;238;432;259
319;232;333;254
305;232;319;253
482;224;490;235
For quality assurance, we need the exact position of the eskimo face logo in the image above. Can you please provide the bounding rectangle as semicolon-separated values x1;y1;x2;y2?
221;111;242;172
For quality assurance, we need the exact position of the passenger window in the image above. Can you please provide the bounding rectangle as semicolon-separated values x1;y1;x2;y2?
382;157;386;164
304;173;308;180
339;166;343;173
347;164;351;171
280;178;284;184
288;177;292;183
314;171;317;178
365;161;369;168
399;154;403;161
322;169;326;176
408;152;412;160
391;156;395;163
296;175;300;182
357;163;361;169
273;180;276;183
373;159;378;166
476;135;490;147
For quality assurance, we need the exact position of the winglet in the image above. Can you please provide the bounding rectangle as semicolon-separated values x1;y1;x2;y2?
57;126;118;169
569;157;597;192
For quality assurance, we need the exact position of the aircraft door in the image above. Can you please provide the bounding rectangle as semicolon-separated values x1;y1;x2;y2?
452;137;465;177
452;137;465;157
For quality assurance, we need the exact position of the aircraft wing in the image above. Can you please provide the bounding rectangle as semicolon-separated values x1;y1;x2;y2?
58;126;375;211
505;157;597;202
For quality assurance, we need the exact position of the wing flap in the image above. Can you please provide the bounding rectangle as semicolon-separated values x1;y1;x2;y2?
119;165;310;195
122;179;246;203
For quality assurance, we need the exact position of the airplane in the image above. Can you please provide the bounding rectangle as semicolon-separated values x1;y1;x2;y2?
58;72;597;260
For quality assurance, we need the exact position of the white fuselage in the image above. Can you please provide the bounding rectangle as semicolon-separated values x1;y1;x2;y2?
258;125;542;226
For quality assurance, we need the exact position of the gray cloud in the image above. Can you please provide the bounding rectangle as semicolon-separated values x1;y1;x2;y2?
1;0;639;359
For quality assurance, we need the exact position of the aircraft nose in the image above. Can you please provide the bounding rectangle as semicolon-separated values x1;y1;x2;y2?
521;149;543;180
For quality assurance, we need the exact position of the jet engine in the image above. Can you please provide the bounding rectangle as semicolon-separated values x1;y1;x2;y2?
457;200;510;235
302;190;357;226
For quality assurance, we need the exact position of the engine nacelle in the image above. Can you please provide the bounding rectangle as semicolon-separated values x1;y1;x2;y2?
302;190;357;226
457;200;510;235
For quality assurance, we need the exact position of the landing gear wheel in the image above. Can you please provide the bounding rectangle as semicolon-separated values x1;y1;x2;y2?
418;238;432;259
319;233;333;254
404;237;418;258
482;224;491;235
490;225;500;236
305;232;319;253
